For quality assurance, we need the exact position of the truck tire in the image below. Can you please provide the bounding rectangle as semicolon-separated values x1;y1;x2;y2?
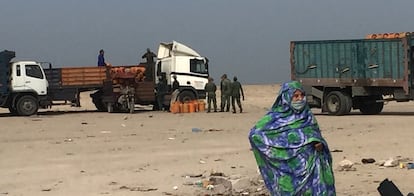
93;98;107;112
325;91;351;116
178;91;196;103
16;95;38;116
91;90;107;112
359;96;384;115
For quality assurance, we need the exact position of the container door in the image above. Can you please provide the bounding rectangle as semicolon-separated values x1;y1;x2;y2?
354;42;368;80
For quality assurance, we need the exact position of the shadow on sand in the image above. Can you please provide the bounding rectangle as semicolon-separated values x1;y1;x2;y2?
314;111;414;116
0;108;155;118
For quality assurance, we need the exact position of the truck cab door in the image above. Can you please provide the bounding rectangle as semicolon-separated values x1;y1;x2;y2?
12;63;47;95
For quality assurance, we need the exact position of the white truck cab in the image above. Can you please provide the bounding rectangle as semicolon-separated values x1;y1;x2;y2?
1;60;49;116
11;61;48;95
156;41;209;101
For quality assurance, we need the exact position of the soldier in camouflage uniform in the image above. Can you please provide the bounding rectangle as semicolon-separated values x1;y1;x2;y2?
231;76;244;113
204;77;217;112
220;74;232;112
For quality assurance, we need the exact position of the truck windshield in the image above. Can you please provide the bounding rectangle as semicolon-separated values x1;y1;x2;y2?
190;59;208;74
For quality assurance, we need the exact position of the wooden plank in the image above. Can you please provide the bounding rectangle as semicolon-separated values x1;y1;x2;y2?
61;72;105;77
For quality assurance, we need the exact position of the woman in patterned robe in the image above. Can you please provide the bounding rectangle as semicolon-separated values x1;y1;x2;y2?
249;81;335;196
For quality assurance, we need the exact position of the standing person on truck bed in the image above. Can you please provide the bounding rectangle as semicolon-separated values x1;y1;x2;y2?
97;49;106;66
249;81;335;195
142;48;156;81
220;74;231;112
230;76;244;113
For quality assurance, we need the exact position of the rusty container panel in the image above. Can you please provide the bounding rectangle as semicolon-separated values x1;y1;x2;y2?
291;36;412;88
61;67;106;86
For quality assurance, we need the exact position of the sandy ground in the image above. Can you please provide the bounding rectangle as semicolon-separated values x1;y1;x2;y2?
1;84;413;196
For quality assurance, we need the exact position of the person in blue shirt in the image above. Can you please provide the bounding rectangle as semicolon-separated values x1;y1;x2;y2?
97;49;106;66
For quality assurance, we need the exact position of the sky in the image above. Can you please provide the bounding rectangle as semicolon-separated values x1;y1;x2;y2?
1;0;413;84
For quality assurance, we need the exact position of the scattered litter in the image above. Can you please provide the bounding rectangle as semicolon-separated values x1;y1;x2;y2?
81;122;88;125
214;158;223;162
199;160;206;164
119;185;157;192
123;116;128;120
192;128;202;133
331;149;343;153
108;181;118;185
64;138;73;142
383;158;399;167
207;129;223;132
206;184;214;190
210;172;225;177
172;186;178;190
400;162;414;169
337;159;356;171
168;137;175;140
361;158;376;164
100;131;111;134
190;173;267;195
148;115;153;118
41;188;51;192
183;173;203;178
121;124;126;127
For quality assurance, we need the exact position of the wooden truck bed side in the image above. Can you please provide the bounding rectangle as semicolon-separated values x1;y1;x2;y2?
61;67;107;86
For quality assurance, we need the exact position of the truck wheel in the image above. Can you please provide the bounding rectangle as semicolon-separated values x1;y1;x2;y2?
359;96;384;115
91;90;107;112
178;91;196;103
325;91;351;115
92;98;107;111
16;95;38;116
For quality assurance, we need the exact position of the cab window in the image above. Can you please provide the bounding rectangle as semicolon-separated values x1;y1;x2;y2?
190;59;208;74
16;65;21;76
25;64;44;79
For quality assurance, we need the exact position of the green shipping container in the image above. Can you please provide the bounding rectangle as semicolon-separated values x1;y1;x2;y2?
290;34;414;115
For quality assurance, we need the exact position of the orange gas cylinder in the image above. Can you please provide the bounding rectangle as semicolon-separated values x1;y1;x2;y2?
170;101;180;114
192;100;198;112
198;100;205;112
179;102;184;113
182;102;189;113
188;101;196;113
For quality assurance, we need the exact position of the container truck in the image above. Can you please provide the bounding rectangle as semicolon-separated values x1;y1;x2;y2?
291;32;414;115
0;41;209;116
